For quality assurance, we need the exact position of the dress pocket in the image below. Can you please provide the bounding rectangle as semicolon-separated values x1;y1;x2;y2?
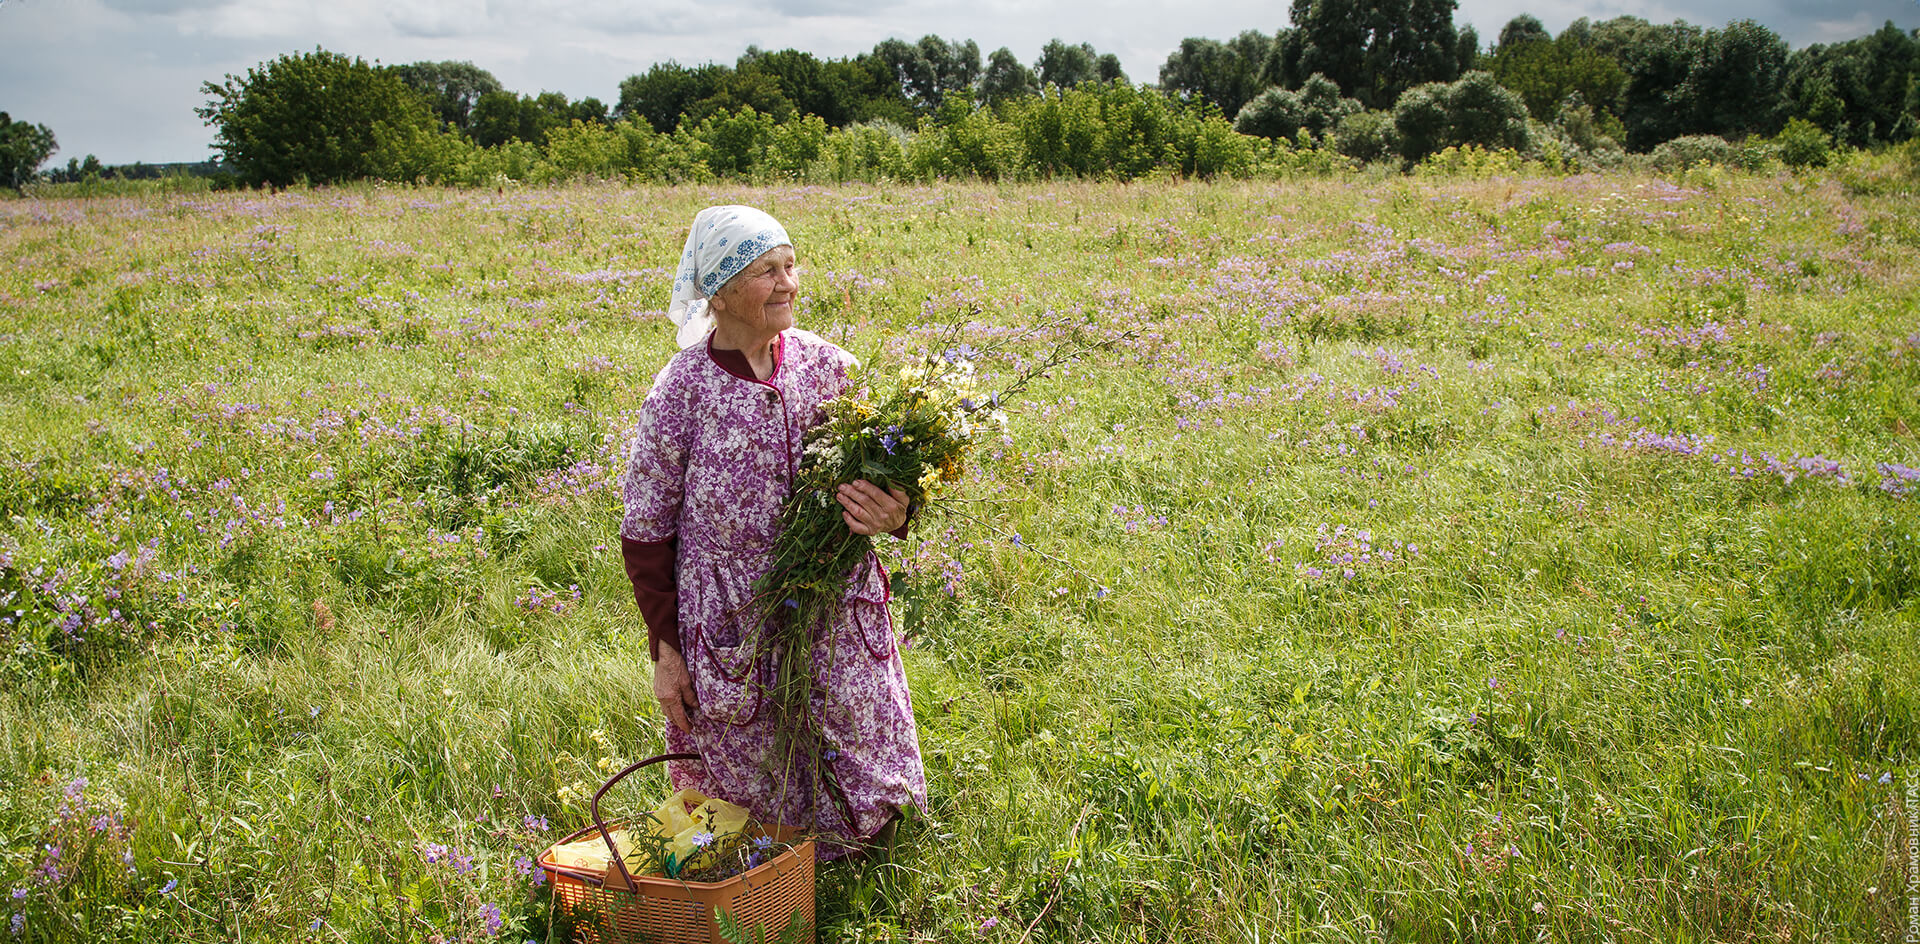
691;636;761;726
840;557;897;661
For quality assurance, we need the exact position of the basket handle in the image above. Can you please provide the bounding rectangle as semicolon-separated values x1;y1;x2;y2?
590;752;700;891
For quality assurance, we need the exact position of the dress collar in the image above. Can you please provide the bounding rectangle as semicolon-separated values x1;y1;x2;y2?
707;331;785;384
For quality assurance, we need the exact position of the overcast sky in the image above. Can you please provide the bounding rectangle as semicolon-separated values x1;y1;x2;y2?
2;0;1915;165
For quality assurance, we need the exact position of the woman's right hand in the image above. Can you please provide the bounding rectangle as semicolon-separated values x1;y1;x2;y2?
653;645;699;733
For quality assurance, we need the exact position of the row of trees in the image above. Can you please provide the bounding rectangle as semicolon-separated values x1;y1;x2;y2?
10;3;1917;189
1185;7;1917;154
200;67;1292;187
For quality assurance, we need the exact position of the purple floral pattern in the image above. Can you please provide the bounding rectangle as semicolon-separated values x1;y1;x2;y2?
621;329;927;854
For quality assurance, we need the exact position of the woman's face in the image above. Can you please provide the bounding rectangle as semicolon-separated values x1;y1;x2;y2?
709;245;798;342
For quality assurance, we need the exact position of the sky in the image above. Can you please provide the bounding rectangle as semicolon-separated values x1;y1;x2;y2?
1;0;1916;166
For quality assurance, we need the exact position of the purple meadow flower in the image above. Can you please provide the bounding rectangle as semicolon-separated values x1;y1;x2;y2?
690;831;714;848
160;879;177;895
479;903;503;936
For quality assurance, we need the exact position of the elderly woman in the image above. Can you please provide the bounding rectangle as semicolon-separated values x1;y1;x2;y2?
620;206;927;857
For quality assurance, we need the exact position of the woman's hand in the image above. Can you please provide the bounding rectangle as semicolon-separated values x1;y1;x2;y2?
837;480;910;536
653;644;698;733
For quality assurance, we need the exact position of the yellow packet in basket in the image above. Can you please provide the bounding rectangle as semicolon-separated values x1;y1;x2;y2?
548;787;756;879
649;789;752;875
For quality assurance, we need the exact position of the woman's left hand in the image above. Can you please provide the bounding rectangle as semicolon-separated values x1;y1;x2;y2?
838;480;910;536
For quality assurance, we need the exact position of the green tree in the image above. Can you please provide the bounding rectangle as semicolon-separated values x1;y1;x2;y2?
0;112;57;190
1036;39;1126;89
873;36;981;115
1582;16;1702;151
1782;22;1919;146
980;47;1040;107
1496;14;1548;52
838;54;918;126
1278;0;1465;109
48;154;105;184
1159;31;1270;117
197;48;438;187
469;90;589;148
1490;32;1627;125
686;71;796;126
1672;19;1788;139
617;62;731;134
1456;24;1482;73
738;48;851;125
390;60;502;133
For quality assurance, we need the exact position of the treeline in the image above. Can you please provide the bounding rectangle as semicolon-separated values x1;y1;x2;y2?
10;1;1920;190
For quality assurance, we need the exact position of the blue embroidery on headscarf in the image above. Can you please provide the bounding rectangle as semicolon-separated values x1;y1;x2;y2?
699;231;782;295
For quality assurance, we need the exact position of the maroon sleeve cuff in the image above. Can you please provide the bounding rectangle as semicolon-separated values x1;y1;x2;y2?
621;535;680;662
887;500;917;540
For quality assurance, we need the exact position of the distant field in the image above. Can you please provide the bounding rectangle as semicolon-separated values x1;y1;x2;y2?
1;168;1916;942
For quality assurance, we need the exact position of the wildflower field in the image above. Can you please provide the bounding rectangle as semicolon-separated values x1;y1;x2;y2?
1;159;1917;942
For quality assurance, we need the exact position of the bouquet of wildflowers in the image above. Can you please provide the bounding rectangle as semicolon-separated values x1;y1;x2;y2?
746;348;1006;821
737;321;1125;828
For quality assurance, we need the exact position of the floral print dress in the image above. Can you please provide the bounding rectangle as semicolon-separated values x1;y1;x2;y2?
621;329;927;853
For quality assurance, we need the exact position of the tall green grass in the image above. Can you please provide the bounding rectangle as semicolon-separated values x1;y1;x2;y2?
0;170;1914;941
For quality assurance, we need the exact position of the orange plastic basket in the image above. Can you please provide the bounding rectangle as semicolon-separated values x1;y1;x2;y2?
538;753;815;944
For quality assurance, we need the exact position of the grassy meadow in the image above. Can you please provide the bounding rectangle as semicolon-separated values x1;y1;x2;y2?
1;162;1918;942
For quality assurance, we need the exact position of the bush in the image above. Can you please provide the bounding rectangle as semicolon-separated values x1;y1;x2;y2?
910;106;1026;180
1332;110;1399;164
1775;117;1833;169
1234;74;1361;141
682;106;778;178
1646;134;1778;173
818;121;912;182
1393;71;1532;164
768;114;830;178
1552;94;1624;159
1414;144;1527;179
1254;137;1357;177
540;119;630;180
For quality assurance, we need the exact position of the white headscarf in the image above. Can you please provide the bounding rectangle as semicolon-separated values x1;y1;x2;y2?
668;205;793;349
